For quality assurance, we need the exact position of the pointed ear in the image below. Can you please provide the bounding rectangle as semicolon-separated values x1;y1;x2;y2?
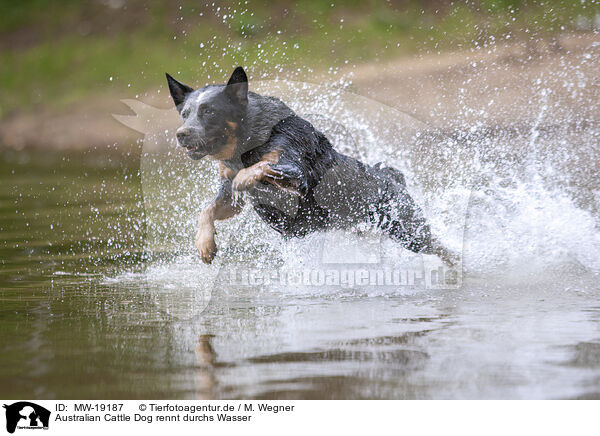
225;66;248;105
166;73;194;108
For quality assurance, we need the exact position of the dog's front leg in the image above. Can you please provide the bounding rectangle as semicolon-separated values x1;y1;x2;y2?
196;181;243;264
196;204;218;264
232;150;282;192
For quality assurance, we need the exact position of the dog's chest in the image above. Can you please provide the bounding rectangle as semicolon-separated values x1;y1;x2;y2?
245;183;301;218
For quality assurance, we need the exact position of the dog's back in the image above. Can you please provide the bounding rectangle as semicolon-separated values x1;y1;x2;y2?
240;114;432;253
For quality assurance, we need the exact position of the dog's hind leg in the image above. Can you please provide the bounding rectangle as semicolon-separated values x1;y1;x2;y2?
381;217;459;267
196;180;244;264
419;236;460;267
373;188;459;267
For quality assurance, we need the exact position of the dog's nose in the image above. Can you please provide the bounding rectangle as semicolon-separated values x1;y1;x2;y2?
176;127;193;144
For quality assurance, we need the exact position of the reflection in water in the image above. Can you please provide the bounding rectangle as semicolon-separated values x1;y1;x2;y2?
194;335;216;399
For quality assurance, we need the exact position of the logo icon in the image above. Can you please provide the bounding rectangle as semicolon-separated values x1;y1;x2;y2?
3;402;50;434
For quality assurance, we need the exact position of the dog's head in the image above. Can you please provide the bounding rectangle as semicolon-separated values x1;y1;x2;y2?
166;67;248;160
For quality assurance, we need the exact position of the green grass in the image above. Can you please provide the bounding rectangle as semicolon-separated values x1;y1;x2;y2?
0;0;598;118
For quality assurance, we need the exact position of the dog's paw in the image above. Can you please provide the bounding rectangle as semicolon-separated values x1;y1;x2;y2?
196;232;217;264
232;168;258;191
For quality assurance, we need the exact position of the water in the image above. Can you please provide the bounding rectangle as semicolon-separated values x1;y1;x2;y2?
1;86;600;398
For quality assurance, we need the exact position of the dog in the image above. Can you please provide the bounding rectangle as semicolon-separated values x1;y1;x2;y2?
166;67;458;266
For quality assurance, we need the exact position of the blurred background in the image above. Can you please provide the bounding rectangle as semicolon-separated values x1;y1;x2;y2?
1;0;598;150
2;1;600;400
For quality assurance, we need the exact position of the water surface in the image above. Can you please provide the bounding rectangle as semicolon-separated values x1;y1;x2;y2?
1;121;600;400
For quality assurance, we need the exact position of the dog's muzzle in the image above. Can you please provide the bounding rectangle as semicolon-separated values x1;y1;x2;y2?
176;127;208;160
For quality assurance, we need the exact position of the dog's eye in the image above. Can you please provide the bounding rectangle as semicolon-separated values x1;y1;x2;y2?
181;109;191;118
198;107;214;117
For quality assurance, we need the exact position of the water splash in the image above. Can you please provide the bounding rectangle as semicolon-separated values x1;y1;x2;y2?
110;65;600;318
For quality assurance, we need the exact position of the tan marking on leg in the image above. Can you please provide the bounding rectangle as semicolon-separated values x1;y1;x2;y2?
196;205;217;264
232;149;282;191
219;161;236;181
213;198;243;220
195;197;243;264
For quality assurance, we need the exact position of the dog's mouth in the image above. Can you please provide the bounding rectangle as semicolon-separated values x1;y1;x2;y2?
182;138;220;160
186;148;207;160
